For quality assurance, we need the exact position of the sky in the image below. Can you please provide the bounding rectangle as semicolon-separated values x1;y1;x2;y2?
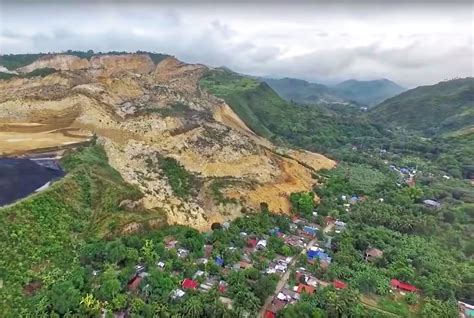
0;1;473;87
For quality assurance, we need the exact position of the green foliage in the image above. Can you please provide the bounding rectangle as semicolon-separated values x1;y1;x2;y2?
158;156;195;198
370;77;474;136
289;191;314;217
0;53;46;70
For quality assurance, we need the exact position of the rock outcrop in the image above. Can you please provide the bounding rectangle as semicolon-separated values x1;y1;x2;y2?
0;53;336;230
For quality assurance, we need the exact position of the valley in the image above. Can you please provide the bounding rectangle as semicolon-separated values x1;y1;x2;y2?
0;52;472;318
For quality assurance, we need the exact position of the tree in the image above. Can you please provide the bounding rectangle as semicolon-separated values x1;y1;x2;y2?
290;192;315;217
48;280;81;314
182;296;205;318
97;267;122;301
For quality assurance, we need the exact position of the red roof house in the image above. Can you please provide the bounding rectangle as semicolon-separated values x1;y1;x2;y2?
182;278;199;289
127;275;143;291
247;238;257;248
264;310;276;318
390;279;418;292
296;283;315;294
333;280;348;289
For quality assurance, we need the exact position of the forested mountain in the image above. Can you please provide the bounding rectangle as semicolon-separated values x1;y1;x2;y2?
263;77;349;105
370;77;474;136
331;78;405;106
263;77;405;107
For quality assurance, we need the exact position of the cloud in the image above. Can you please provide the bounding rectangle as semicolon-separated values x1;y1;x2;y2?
0;2;472;87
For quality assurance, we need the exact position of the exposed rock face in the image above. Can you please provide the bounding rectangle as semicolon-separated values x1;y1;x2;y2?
18;54;90;73
0;54;336;230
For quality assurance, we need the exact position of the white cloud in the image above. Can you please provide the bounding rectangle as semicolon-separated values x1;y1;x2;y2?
0;1;472;87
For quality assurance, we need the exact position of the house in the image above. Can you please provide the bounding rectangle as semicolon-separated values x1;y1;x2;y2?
269;227;281;236
423;199;440;209
365;247;383;262
324;216;336;226
257;239;267;250
307;248;331;263
197;257;208;265
458;301;474;318
199;277;218;292
349;195;359;205
182;278;199;290
218;280;228;294
390;279;418;293
335;220;347;231
134;264;146;274
333;280;347;289
266;298;287;316
296;283;315;294
127;275;143;291
193;270;205;279
165;239;178;249
264;310;276;318
171;288;185;299
204;244;213;258
156;261;165;269
280;288;300;300
247;238;258;249
177;248;189;258
215;256;224;267
303;226;318;237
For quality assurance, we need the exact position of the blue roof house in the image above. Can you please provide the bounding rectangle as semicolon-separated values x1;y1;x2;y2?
303;226;318;237
215;256;224;267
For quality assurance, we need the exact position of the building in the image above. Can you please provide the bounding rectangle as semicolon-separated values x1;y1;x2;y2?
182;278;199;290
458;301;474;318
215;256;224;267
303;226;318;237
390;279;418;293
127;275;143;291
247;238;258;249
333;280;347;289
296;283;315;295
257;239;267;250
423;199;441;208
171;288;186;299
364;247;383;262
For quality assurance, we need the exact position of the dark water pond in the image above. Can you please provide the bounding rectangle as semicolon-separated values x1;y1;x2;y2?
0;158;64;206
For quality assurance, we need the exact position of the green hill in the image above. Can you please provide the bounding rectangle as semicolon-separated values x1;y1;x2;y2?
331;78;405;106
263;77;349;105
200;68;385;154
370;78;474;136
0;144;166;314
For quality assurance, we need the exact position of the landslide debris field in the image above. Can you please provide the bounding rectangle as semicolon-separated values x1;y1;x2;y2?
0;53;335;230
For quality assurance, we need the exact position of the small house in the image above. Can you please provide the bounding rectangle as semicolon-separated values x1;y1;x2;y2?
171;288;185;299
177;248;189;258
296;283;315;295
215;256;224;267
335;220;347;231
333;280;347;289
127;275;143;291
182;278;199;290
423;199;440;209
458;301;474;318
365;247;383;262
303;226;318;237
193;270;205;279
247;238;258;249
257;239;267;250
390;279;418;293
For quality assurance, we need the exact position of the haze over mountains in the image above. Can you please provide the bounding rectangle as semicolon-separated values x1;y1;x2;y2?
264;77;405;107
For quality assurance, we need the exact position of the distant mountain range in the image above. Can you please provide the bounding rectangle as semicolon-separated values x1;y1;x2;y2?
263;77;405;107
370;77;474;137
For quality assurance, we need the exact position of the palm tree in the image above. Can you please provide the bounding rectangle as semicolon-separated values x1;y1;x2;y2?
182;296;204;318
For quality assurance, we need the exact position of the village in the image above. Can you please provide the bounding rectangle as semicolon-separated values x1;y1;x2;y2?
95;197;426;318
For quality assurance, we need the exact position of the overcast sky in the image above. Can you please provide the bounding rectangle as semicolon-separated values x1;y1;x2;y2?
1;1;473;87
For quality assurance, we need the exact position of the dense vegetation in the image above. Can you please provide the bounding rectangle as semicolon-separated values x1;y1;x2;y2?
263;77;405;106
370;78;474;136
0;144;166;316
332;79;405;106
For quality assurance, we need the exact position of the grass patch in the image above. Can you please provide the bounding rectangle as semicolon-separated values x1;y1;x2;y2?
210;178;239;205
158;156;196;198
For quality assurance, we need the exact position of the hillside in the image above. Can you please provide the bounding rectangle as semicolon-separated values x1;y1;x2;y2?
200;68;386;155
370;78;474;136
331;79;405;106
0;52;335;230
263;77;349;105
0;144;168;314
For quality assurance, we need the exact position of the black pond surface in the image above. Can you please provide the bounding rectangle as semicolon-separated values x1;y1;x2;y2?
0;158;64;206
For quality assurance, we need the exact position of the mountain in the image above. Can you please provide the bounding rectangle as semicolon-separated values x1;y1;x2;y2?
262;77;405;107
331;78;406;106
0;52;335;231
370;77;474;136
263;77;349;105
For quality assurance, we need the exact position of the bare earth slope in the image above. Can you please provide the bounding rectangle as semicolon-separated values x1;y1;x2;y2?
0;54;335;230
